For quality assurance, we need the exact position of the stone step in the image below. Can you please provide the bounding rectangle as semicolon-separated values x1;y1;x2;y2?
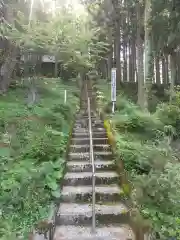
74;119;104;128
56;203;129;226
74;124;104;130
54;225;135;240
94;151;113;160
69;144;111;153
68;151;113;161
66;160;115;172
75;119;103;125
63;171;118;186
71;138;108;145
61;185;125;203
73;128;106;134
76;115;97;120
72;132;107;138
91;123;104;128
76;110;94;114
53;112;135;239
30;233;45;240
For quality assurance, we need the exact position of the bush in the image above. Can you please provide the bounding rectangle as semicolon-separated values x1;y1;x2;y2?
156;103;180;137
135;162;180;239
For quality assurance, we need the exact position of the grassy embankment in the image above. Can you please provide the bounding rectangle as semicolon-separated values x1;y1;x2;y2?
0;78;79;239
96;79;180;240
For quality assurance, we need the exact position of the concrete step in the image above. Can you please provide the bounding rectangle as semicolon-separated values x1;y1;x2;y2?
68;151;113;161
74;124;104;130
76;110;94;114
73;128;106;134
64;171;118;186
61;185;125;203
94;151;113;160
56;203;129;225
71;138;108;145
91;123;104;128
74;123;104;129
53;111;135;239
66;160;115;172
72;132;107;138
54;225;135;240
76;115;97;120
69;144;111;153
75;119;102;124
30;233;46;240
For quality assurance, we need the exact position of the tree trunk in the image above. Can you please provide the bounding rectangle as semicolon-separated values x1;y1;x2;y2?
100;60;107;79
162;55;169;85
123;41;128;82
128;39;133;82
54;57;58;78
170;53;176;102
115;20;121;87
107;30;113;80
122;3;127;83
112;0;121;87
162;56;166;84
155;55;160;85
123;27;127;82
144;0;153;110
107;51;113;80
136;1;145;109
165;55;169;84
27;76;38;105
0;4;17;93
132;38;136;82
176;52;180;85
0;43;17;93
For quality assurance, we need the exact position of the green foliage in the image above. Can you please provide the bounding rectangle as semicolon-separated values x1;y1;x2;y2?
136;163;180;239
0;78;78;239
97;81;180;239
5;4;108;77
114;98;163;138
156;87;180;137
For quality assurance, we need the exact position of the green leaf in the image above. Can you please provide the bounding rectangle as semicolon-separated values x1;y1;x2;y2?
53;171;63;179
47;181;58;191
51;190;61;198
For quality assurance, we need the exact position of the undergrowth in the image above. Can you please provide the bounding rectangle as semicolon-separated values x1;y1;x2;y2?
96;79;180;240
0;78;79;239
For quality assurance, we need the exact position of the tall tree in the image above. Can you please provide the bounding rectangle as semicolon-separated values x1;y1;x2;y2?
144;0;153;109
136;0;145;109
112;0;121;87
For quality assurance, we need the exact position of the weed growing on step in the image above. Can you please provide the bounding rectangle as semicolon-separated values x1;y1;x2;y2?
0;78;79;239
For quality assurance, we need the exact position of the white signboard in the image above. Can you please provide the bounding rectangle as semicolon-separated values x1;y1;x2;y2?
42;55;55;63
111;68;116;102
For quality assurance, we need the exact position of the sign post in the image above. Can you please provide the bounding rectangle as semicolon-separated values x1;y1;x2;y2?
111;68;116;113
64;90;67;104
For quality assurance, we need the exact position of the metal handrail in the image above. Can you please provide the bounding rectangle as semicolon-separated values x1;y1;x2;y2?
87;96;96;234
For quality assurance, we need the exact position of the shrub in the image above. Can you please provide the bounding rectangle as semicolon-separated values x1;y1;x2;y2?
156;103;180;136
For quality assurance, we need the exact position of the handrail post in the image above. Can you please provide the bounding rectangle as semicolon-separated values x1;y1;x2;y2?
87;96;96;234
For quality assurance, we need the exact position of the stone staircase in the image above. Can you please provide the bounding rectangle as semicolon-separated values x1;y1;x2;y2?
53;110;135;240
